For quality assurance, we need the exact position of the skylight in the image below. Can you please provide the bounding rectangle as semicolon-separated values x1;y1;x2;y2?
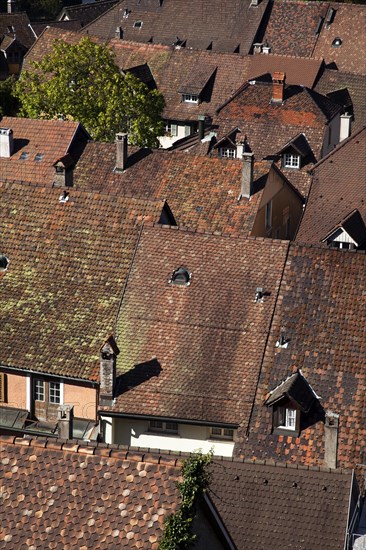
169;267;191;286
19;151;29;160
34;153;44;162
0;254;9;271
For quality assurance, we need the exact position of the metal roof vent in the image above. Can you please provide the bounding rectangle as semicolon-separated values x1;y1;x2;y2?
59;190;69;203
332;37;342;48
169;267;191;286
276;330;290;348
0;254;9;271
133;20;142;28
255;287;264;302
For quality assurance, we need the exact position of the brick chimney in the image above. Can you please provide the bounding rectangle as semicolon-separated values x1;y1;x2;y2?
100;336;120;407
115;133;128;171
324;410;339;469
240;152;254;199
0;128;14;158
57;404;74;439
272;72;285;104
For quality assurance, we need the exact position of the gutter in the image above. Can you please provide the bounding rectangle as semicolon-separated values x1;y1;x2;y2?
98;410;238;429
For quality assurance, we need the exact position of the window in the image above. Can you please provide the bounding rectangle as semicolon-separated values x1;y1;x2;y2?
169;267;191;286
265;200;272;230
276;406;297;431
0;373;7;402
182;94;199;104
149;420;178;434
219;147;236;158
328;241;355;250
165;123;178;137
34;379;45;401
283;153;300;169
49;381;61;404
210;427;234;440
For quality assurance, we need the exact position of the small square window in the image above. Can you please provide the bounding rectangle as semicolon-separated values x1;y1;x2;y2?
276;406;297;431
283;153;300;169
34;379;45;401
49;381;61;404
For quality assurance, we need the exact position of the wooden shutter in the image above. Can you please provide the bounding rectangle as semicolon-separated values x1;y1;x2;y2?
0;373;6;402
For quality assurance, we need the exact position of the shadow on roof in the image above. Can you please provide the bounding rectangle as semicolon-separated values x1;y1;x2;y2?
115;358;162;397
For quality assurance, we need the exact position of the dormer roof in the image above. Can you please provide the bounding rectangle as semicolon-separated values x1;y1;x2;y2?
322;209;366;248
265;370;318;413
277;133;312;157
178;65;217;95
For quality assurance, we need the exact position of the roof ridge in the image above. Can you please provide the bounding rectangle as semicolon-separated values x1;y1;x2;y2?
0;435;183;466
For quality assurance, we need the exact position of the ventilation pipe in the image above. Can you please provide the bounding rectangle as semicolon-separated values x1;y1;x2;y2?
57;405;74;439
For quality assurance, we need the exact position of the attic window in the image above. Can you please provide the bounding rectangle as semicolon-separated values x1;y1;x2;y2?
273;406;298;432
328;241;355;250
283;153;300;169
169;267;191;286
34;153;44;162
219;147;236;158
19;151;29;160
332;37;342;48
133;20;142;28
182;94;199;104
0;254;9;271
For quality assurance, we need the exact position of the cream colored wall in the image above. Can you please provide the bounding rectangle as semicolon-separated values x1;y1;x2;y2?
64;383;97;420
251;168;303;240
159;123;193;148
109;417;235;457
0;370;27;410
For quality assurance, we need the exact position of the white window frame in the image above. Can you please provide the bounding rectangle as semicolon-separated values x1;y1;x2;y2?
149;420;178;434
219;147;236;158
165;123;178;137
278;406;297;431
210;427;234;440
49;381;61;404
34;379;45;402
283;153;300;169
329;241;355;250
182;93;199;104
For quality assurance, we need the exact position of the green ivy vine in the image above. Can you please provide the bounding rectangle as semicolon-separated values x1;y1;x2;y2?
159;450;213;550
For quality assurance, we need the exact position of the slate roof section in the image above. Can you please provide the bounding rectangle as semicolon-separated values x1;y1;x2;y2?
296;126;366;246
73;142;270;235
315;69;366;131
313;3;366;75
0;117;89;186
57;0;120;27
0;12;35;49
0;182;166;381
209;458;353;550
0;435;181;549
102;226;289;426
82;0;269;54
239;243;366;470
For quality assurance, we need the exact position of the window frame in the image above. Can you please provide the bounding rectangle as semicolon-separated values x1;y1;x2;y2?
149;420;179;434
209;427;235;440
182;93;199;104
165;123;178;137
273;405;300;435
34;378;45;402
219;147;236;159
283;153;300;169
49;381;61;404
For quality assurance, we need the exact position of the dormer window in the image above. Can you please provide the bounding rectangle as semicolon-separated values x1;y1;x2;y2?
275;406;297;430
182;94;199;104
0;254;9;271
219;147;236;158
169;267;191;286
283;153;300;169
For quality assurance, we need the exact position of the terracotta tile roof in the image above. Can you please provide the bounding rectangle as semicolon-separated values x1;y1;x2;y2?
73;143;270;235
315;69;366;131
0;435;181;549
247;54;324;89
296;126;366;246
259;0;328;57
101;226;289;426
82;0;269;54
0;182;165;381
239;243;366;469
313;3;366;75
0;117;89;186
0;12;35;49
209;458;353;550
57;0;120;27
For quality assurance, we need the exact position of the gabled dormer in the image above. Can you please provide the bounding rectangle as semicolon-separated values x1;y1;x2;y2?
53;154;74;187
213;127;250;159
277;133;312;170
179;65;217;105
322;209;366;250
265;370;320;435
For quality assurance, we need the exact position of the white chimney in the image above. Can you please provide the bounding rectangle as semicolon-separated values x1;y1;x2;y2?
115;133;128;171
0;128;14;158
324;411;339;469
7;0;15;14
339;114;352;142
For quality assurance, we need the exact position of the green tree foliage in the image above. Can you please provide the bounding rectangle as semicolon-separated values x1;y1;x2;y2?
159;451;213;550
0;76;18;117
17;0;63;21
15;37;165;146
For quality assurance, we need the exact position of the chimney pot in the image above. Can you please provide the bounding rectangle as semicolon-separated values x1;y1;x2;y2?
240;152;254;199
57;405;74;439
7;0;15;14
324;410;339;469
115;133;128;171
100;337;119;406
0;127;14;158
272;72;285;104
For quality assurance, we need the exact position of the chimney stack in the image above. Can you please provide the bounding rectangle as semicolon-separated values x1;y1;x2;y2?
115;133;128;171
324;411;339;469
100;336;120;407
7;0;15;14
115;26;123;39
0;128;14;158
340;113;352;142
240;152;254;199
272;72;285;104
57;404;74;439
198;116;205;141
